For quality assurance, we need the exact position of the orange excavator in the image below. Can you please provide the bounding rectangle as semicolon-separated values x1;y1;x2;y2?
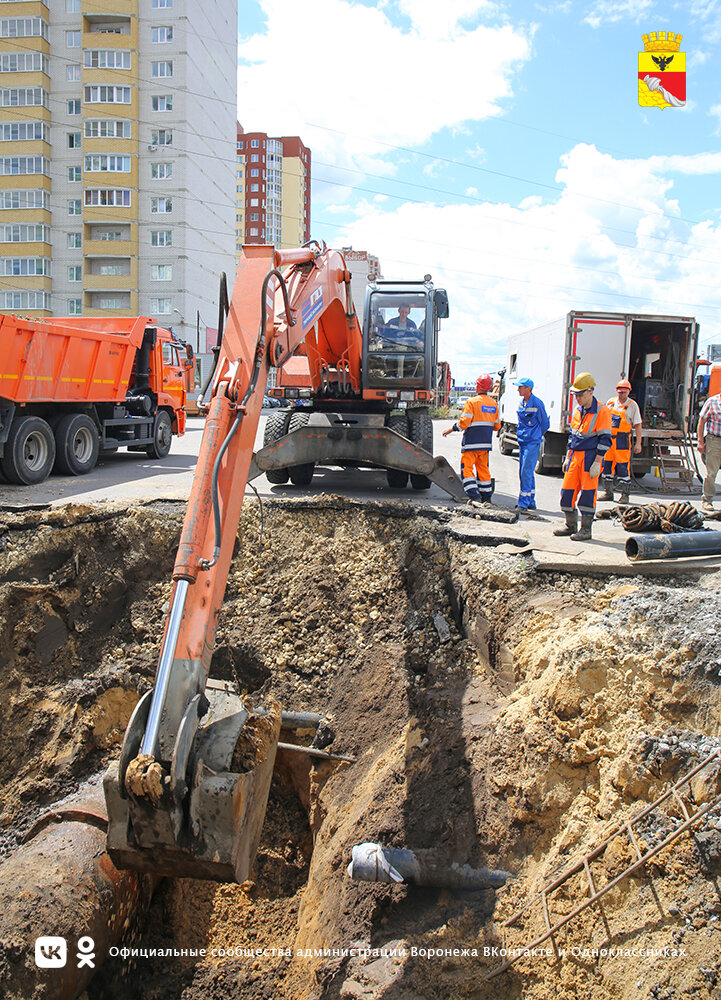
104;242;462;881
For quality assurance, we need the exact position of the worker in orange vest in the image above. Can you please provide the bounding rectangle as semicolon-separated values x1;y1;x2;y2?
442;373;500;501
554;372;612;540
599;378;642;505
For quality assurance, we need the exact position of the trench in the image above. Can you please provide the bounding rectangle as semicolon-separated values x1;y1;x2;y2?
1;499;721;1000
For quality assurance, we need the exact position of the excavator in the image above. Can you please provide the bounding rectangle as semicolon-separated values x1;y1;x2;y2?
104;241;463;881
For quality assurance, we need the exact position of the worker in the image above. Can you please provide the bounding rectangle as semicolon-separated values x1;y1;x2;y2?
383;305;421;348
599;378;642;505
697;387;721;513
554;372;612;541
442;373;500;502
514;377;550;511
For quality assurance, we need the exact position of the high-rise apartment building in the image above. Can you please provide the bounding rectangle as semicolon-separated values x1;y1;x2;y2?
0;0;237;355
236;123;310;254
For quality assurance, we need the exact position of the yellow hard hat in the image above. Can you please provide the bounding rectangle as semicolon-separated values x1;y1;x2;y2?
571;372;596;392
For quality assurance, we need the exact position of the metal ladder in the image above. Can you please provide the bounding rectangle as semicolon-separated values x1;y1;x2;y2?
651;438;696;492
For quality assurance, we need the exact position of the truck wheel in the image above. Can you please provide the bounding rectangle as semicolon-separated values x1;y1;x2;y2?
386;413;409;489
146;410;173;459
54;413;100;476
499;426;515;456
263;409;291;485
288;411;314;486
408;411;432;490
1;415;56;485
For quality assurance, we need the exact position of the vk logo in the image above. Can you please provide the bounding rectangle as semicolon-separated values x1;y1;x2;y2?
35;937;67;969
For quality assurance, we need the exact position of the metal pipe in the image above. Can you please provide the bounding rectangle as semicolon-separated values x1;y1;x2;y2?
347;843;513;890
140;577;189;756
626;530;721;561
0;792;154;1000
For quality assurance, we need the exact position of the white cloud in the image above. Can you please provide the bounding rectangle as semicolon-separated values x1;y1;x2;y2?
332;144;721;382
238;0;531;188
583;0;654;29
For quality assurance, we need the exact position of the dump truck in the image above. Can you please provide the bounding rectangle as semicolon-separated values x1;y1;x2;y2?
0;314;194;485
497;311;700;474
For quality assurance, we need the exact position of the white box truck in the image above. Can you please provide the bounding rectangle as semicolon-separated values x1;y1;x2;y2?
497;311;699;474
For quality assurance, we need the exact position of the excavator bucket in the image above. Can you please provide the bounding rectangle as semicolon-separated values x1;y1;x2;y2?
104;683;281;881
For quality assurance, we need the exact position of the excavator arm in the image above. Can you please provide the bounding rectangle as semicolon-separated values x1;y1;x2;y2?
104;242;365;881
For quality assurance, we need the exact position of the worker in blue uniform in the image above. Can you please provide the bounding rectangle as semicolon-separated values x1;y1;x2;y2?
514;376;550;511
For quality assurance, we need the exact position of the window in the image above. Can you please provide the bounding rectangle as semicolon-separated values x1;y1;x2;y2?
84;154;131;172
250;139;259;147
84;119;131;139
150;197;172;213
98;231;123;240
250;212;259;221
84;50;131;69
67;132;81;149
68;199;81;215
249;199;258;206
99;297;125;309
0;51;47;73
66;0;81;11
151;128;172;145
68;166;81;182
0;18;48;40
250;168;259;177
151;95;172;112
0;189;48;210
151;162;172;179
0;121;47;142
250;154;259;162
68;232;82;249
85;188;131;206
0;291;51;310
152;0;173;7
68;265;82;282
151;264;172;280
249;227;258;236
1;257;50;276
0;156;48;175
151;60;172;77
0;224;50;243
84;85;131;104
68;299;82;315
151;26;173;42
0;87;48;107
67;64;81;81
67;99;81;115
66;30;80;46
99;264;123;275
151;297;172;314
150;230;172;246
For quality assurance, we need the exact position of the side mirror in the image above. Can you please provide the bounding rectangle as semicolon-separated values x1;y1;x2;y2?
434;289;449;319
186;344;194;361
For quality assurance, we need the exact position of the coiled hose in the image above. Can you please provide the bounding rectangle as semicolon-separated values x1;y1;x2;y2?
617;501;704;534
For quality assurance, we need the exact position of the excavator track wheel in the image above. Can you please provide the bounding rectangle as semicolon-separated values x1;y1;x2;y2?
263;409;292;484
408;410;433;490
386;412;409;489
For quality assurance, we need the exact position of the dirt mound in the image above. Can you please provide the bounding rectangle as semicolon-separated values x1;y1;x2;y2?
0;498;719;999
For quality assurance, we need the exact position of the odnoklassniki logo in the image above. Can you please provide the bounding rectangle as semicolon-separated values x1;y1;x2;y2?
638;31;686;108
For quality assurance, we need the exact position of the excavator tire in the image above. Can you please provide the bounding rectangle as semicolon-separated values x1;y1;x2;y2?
408;410;433;490
263;409;291;485
385;412;409;489
288;410;314;487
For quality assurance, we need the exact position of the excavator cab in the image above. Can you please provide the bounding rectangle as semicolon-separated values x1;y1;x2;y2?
363;279;448;392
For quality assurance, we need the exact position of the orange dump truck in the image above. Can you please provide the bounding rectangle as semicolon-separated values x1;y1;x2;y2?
0;314;194;485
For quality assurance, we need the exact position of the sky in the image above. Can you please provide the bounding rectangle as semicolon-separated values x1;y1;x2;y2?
237;0;721;383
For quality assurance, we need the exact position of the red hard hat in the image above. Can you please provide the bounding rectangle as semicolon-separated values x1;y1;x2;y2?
476;374;493;393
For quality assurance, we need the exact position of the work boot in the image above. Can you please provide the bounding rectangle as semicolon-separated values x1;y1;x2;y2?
598;478;614;502
553;510;578;536
571;513;594;541
618;489;630;506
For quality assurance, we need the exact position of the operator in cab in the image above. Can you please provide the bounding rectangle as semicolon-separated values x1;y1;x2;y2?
383;304;423;350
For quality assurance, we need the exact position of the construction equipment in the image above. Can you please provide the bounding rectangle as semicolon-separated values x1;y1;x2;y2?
0;314;194;484
104;242;462;882
258;265;462;496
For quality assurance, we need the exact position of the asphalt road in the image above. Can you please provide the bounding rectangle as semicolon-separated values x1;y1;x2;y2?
0;411;703;517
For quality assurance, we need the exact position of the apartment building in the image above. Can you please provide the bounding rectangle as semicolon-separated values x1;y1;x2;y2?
0;0;237;355
236;123;310;254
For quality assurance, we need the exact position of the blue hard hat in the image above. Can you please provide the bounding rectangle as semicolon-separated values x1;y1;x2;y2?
514;376;534;388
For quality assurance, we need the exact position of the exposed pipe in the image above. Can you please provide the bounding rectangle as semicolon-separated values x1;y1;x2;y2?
347;842;513;890
0;789;155;1000
626;530;721;561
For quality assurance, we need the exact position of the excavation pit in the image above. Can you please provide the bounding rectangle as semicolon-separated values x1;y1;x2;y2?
0;498;720;1000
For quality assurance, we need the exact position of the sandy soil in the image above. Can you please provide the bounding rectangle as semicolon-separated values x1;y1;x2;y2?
0;497;720;1000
